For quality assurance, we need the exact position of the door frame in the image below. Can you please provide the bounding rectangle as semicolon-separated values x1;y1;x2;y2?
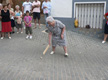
74;1;106;18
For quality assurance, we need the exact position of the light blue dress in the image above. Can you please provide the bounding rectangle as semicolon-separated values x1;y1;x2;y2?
48;20;67;47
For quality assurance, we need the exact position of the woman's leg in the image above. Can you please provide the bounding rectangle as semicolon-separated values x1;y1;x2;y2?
52;46;56;52
104;34;108;41
0;31;2;37
12;27;14;32
8;32;11;37
21;28;23;33
2;32;4;37
63;46;68;57
17;28;19;33
50;46;56;54
63;46;67;53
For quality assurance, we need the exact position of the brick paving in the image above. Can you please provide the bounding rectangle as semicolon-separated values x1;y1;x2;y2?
0;24;108;80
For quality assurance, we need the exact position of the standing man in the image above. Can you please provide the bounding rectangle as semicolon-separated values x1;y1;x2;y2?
42;0;51;28
22;0;32;29
32;0;41;29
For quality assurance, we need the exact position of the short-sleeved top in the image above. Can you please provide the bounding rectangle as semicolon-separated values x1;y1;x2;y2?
1;10;10;22
32;1;41;13
15;11;22;21
48;20;65;36
42;1;51;14
24;16;32;27
22;1;32;13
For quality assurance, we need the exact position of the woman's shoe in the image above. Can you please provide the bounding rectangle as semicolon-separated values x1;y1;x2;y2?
102;41;106;44
64;53;68;57
1;37;4;39
50;51;54;54
9;37;11;39
21;32;23;34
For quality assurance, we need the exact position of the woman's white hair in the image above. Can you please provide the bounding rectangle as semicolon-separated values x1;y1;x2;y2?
46;16;55;23
15;5;20;9
0;3;2;7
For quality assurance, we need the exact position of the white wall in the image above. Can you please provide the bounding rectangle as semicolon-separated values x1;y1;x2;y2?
51;0;72;18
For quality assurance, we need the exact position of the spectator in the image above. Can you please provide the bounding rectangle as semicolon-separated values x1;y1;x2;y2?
32;0;41;29
7;3;15;34
46;16;68;57
15;5;23;34
22;0;32;29
102;12;108;43
42;0;51;28
0;3;2;37
24;11;33;39
0;4;12;39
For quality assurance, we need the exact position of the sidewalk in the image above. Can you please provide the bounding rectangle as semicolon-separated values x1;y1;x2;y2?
0;24;108;80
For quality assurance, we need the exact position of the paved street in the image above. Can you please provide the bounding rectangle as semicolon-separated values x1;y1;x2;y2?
0;24;108;80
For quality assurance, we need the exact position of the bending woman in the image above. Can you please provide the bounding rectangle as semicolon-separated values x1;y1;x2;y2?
46;16;68;57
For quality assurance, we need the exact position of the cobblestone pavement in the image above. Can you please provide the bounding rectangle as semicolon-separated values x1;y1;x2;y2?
0;24;108;80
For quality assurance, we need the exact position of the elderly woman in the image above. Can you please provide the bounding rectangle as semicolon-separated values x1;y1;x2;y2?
15;5;23;34
0;3;2;36
46;16;68;57
0;4;12;39
102;12;108;43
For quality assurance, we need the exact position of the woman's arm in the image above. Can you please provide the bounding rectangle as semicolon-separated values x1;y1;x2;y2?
0;11;1;19
61;26;66;39
104;14;108;21
49;32;52;45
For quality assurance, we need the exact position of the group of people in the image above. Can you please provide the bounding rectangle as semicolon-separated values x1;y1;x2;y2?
0;0;69;57
0;0;51;39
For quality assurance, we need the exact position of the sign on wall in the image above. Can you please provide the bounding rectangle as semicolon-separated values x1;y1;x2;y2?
51;0;72;18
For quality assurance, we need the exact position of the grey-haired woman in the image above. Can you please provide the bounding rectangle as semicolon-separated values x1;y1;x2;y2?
15;5;23;34
46;16;68;57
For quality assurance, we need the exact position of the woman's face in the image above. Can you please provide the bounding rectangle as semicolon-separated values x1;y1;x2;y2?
4;6;8;11
16;7;19;10
48;21;55;27
8;4;11;9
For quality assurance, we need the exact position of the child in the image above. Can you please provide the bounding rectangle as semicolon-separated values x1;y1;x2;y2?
24;11;33;39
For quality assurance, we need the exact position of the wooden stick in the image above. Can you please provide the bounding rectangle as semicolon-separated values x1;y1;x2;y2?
43;45;50;55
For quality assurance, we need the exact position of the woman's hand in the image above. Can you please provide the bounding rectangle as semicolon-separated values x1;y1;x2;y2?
44;6;47;9
0;16;2;19
61;34;64;39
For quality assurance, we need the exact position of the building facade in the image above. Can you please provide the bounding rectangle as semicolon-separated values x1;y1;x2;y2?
51;0;108;37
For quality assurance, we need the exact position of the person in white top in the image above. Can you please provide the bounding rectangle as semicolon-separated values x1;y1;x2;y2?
32;0;41;29
42;0;51;28
22;0;32;29
22;0;32;14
